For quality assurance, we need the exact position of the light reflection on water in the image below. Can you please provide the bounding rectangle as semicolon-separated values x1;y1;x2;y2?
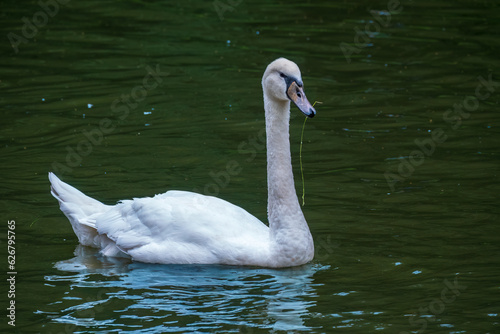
42;246;327;333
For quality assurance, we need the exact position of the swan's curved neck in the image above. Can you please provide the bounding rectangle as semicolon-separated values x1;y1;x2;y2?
264;94;314;265
265;97;300;223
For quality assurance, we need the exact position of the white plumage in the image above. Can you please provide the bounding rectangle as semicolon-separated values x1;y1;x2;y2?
50;58;317;267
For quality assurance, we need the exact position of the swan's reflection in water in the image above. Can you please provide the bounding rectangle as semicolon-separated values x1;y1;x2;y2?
45;246;328;332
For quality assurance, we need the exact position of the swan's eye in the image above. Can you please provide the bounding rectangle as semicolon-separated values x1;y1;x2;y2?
279;72;287;78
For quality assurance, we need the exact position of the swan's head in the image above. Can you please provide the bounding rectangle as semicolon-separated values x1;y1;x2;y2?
262;58;316;118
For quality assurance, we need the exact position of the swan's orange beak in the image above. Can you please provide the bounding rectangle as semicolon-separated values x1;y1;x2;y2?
287;81;316;118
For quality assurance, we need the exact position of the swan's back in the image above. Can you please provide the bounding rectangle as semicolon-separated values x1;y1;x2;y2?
97;191;271;265
50;171;273;266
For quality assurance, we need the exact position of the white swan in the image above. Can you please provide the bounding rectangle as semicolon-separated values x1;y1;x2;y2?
49;58;317;268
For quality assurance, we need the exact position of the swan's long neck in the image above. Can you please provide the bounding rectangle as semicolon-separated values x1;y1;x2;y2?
264;94;314;266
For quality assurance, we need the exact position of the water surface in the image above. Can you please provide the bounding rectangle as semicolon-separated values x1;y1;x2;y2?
1;0;499;333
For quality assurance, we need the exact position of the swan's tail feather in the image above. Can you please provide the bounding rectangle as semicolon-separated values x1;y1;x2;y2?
48;172;110;247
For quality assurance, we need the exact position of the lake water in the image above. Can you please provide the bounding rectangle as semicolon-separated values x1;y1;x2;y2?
1;0;499;333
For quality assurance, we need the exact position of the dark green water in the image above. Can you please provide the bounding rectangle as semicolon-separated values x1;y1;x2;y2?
1;0;499;333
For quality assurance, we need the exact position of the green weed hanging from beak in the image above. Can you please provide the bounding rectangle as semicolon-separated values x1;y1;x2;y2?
300;101;322;206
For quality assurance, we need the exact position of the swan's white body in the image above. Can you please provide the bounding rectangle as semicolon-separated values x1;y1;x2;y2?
50;58;316;268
